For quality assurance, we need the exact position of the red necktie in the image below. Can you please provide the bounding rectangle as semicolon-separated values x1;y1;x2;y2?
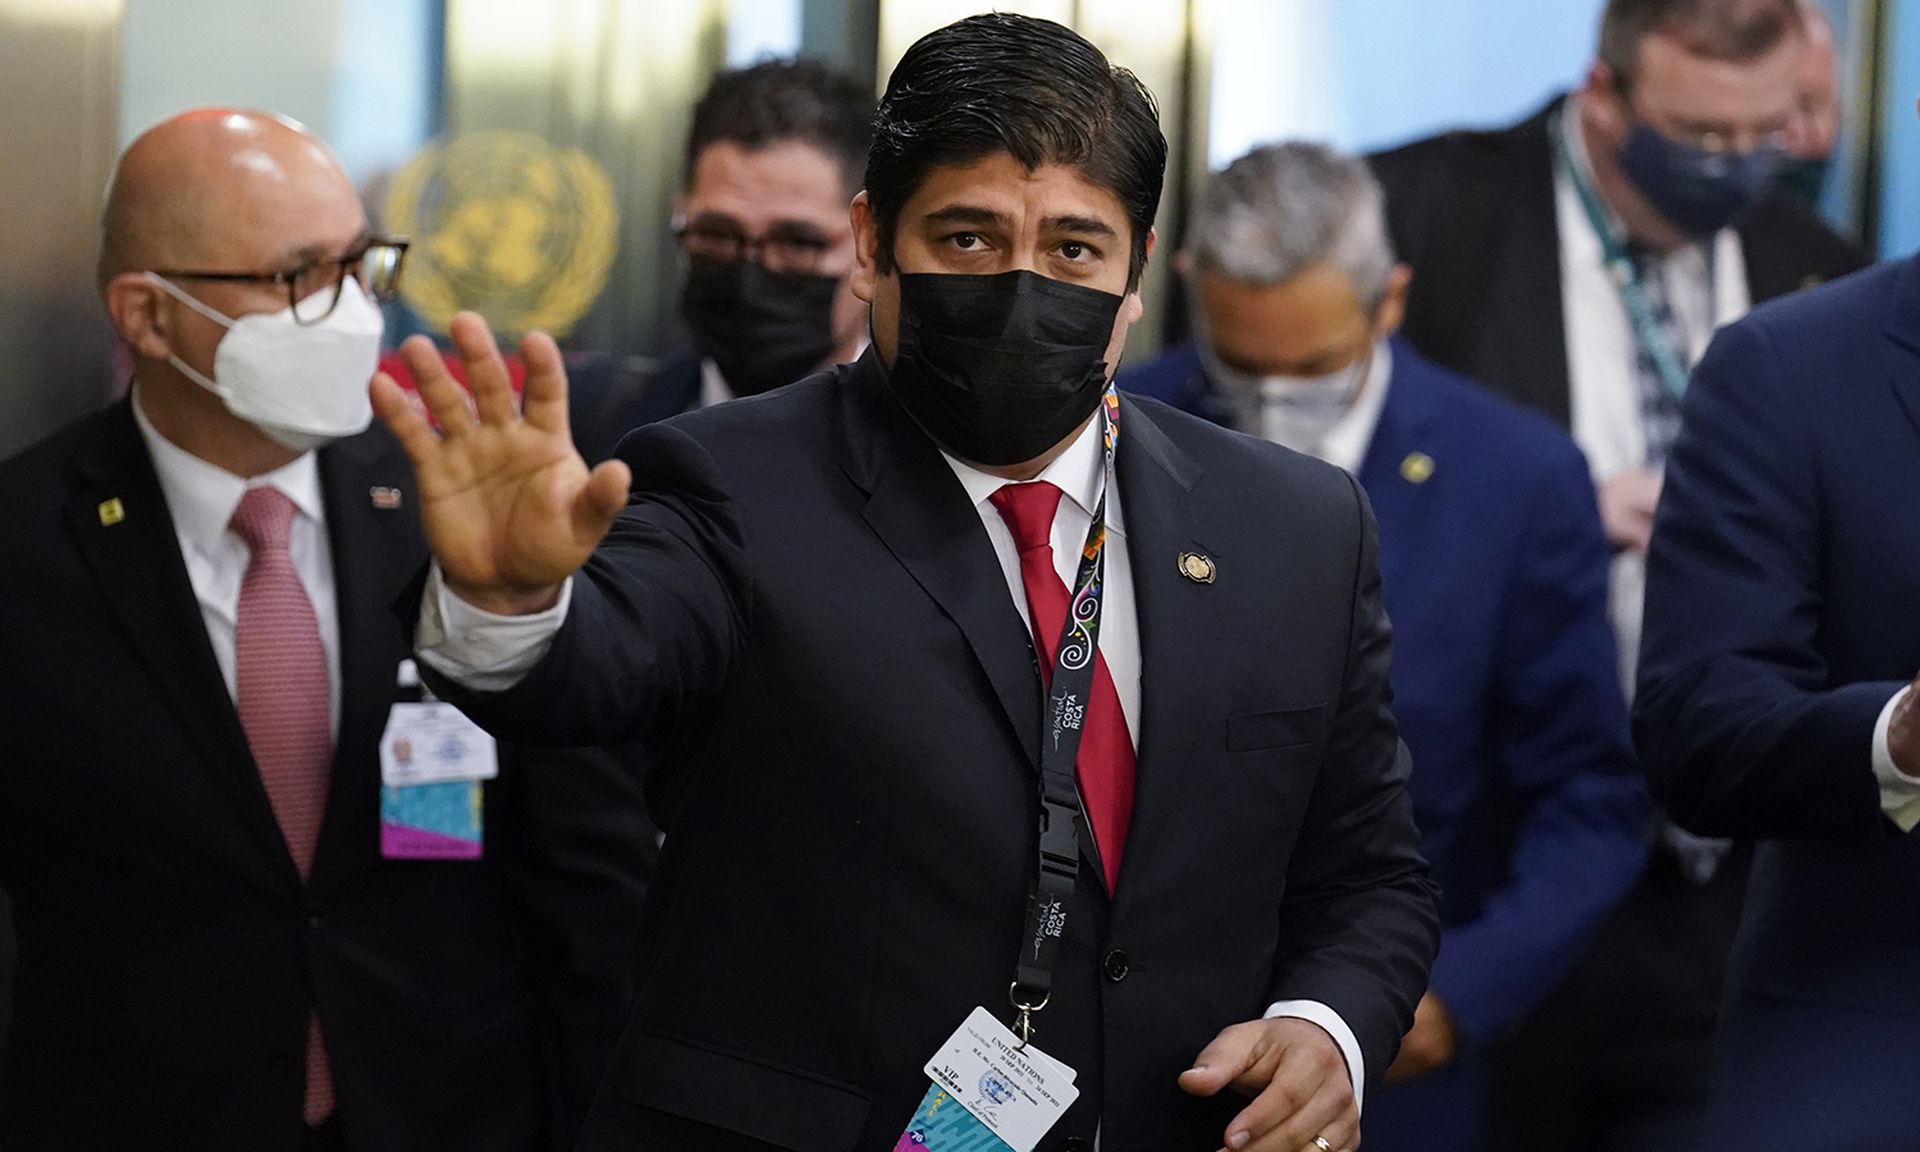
230;486;335;1125
989;481;1136;893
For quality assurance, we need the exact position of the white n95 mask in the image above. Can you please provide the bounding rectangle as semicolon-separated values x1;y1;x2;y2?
148;272;383;453
1202;345;1370;457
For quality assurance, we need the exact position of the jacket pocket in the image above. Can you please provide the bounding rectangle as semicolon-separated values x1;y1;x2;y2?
618;1030;872;1151
1226;705;1328;752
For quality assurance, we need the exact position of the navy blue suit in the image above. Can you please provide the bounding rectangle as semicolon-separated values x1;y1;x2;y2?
1636;254;1920;1149
1121;340;1649;1149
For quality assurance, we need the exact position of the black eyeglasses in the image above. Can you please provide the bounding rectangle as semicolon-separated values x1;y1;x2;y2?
153;236;411;325
674;221;840;275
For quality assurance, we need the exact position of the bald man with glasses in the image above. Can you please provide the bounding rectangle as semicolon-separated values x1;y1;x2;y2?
0;108;655;1152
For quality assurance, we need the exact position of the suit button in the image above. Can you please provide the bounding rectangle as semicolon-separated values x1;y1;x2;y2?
1060;1138;1091;1152
1103;949;1129;982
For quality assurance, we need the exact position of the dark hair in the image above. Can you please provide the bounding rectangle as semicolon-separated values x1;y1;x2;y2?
686;58;875;195
865;13;1167;290
1599;0;1805;88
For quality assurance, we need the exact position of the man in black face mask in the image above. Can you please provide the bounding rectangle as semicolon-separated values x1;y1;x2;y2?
571;59;873;462
371;13;1438;1152
1369;2;1864;1150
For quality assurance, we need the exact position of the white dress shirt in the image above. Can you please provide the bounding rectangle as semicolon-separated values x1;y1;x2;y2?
415;407;1368;1105
131;387;342;735
1554;104;1751;691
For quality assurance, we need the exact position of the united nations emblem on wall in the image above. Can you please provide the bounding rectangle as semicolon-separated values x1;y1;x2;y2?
384;130;617;337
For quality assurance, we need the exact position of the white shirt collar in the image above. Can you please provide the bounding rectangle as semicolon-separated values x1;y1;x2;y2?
130;384;326;556
1560;98;1631;239
939;407;1123;535
1315;340;1394;475
698;358;734;409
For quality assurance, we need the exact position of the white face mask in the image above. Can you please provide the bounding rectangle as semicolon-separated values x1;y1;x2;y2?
148;273;383;452
1202;342;1374;457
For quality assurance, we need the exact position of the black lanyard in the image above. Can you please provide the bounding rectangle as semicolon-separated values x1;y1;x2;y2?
1008;386;1119;1046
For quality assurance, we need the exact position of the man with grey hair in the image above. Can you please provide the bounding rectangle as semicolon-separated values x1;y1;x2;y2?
1120;141;1649;1152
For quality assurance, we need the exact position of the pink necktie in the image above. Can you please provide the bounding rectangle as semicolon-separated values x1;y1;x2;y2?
989;481;1136;893
229;486;335;1125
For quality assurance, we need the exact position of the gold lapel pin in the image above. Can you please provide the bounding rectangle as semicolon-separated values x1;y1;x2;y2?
97;497;126;526
369;486;403;510
1400;452;1436;485
1178;551;1216;584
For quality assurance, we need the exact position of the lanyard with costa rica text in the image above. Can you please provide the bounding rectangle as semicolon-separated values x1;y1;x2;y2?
1553;112;1709;404
1008;384;1120;1047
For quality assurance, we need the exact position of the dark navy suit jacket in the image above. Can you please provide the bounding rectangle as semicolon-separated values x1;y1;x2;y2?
1636;254;1920;1148
1120;341;1649;1047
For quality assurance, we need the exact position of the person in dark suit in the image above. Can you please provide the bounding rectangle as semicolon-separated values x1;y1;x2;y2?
372;15;1439;1152
1635;234;1920;1148
0;109;654;1152
1367;4;1866;1146
571;60;876;462
1120;142;1649;1152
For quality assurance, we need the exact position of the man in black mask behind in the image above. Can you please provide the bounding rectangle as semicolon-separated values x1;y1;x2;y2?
373;13;1437;1152
572;59;873;462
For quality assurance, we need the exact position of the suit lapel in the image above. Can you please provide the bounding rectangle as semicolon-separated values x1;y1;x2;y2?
1109;399;1215;917
1501;104;1574;426
309;428;425;882
840;353;1044;770
1355;355;1440;590
66;401;297;879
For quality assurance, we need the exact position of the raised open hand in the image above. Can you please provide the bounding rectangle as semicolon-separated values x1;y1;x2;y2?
370;312;631;615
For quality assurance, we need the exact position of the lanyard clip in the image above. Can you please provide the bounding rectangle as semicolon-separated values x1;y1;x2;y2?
1009;982;1051;1050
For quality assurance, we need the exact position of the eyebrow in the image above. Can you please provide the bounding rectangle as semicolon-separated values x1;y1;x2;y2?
276;227;373;269
921;204;1011;230
920;204;1118;239
1044;214;1117;239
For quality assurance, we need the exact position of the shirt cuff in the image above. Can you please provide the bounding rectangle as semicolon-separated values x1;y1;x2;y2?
1872;686;1920;831
1264;999;1366;1113
414;562;572;692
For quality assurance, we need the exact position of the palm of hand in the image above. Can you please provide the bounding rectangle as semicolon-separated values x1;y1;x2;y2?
419;416;596;594
369;312;632;614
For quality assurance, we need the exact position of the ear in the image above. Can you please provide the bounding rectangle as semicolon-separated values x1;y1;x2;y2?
103;273;174;362
1373;263;1412;339
1121;226;1158;326
1582;61;1630;138
850;190;879;304
1172;248;1194;281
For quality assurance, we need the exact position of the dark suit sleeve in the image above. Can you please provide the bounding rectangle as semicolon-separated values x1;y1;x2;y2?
1428;445;1650;1047
492;740;657;1149
1635;318;1896;838
1269;475;1440;1083
421;422;752;750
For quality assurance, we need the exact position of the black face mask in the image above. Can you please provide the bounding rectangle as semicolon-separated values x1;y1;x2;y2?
887;270;1123;467
681;256;840;396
